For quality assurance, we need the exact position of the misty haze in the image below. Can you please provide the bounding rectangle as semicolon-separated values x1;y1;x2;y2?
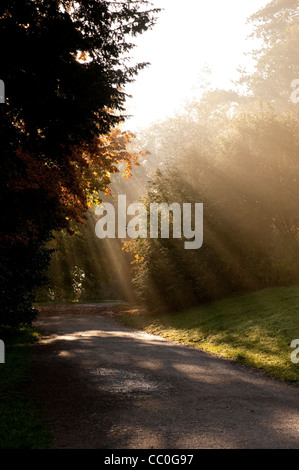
1;0;299;452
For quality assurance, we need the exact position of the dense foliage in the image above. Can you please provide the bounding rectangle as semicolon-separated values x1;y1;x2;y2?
33;0;299;313
124;108;299;311
123;0;299;311
0;0;159;325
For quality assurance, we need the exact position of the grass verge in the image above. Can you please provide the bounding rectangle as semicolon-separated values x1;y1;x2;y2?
0;326;53;449
119;286;299;385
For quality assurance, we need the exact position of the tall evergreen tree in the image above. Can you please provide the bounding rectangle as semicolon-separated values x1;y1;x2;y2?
0;0;160;325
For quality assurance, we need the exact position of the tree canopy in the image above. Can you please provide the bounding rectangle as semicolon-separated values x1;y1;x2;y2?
0;0;160;326
239;0;299;108
118;0;299;311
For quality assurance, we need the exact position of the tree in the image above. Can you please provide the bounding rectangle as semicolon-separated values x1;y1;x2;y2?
0;0;160;326
124;106;299;312
239;0;299;108
35;211;125;303
121;1;299;313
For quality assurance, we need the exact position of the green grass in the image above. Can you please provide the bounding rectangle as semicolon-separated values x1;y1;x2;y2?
119;286;299;385
0;326;53;449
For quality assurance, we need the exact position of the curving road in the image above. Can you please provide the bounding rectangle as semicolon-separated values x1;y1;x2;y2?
31;304;299;449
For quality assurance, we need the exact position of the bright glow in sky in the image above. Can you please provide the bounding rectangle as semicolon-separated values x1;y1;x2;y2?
124;0;269;131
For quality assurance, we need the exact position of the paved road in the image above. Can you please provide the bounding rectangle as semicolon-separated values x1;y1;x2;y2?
31;305;299;449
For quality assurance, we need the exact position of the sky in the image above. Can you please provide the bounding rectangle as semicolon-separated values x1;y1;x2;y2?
123;0;269;132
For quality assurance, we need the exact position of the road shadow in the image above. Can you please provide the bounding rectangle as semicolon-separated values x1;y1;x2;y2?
31;306;299;449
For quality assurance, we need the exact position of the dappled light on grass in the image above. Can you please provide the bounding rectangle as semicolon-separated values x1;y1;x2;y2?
120;286;299;385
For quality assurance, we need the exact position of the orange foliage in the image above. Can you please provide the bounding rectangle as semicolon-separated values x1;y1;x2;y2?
11;127;147;240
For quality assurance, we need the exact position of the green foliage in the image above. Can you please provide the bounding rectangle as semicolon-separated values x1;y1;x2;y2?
125;107;299;311
35;212;124;303
120;3;299;311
